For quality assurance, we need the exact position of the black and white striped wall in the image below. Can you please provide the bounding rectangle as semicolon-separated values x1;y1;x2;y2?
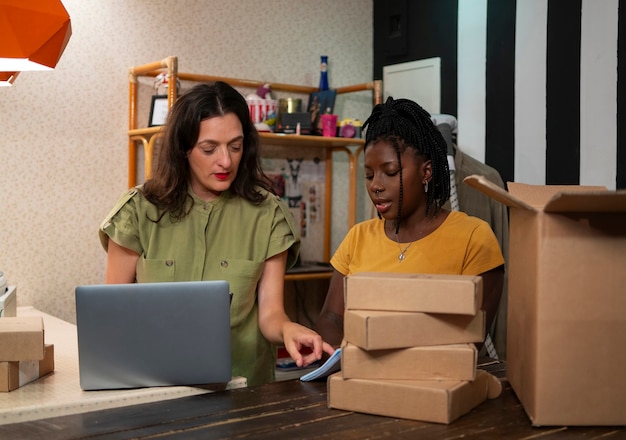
374;0;625;189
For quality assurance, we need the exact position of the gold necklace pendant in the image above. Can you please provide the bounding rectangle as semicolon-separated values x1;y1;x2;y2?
393;215;435;262
398;249;409;261
394;234;413;262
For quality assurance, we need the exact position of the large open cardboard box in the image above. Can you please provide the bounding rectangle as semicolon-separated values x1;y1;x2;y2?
465;175;626;426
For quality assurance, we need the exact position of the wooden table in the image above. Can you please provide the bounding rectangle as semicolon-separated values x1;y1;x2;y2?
1;360;623;439
0;307;246;426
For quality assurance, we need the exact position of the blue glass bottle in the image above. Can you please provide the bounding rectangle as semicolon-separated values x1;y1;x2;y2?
319;55;329;91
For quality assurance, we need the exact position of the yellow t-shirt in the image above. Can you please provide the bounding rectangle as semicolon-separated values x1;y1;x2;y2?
331;211;504;276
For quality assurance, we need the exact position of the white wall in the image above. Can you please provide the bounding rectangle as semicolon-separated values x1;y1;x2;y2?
457;0;620;188
0;0;373;323
457;0;487;163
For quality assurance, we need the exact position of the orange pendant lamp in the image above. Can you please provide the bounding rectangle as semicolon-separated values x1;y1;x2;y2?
0;71;19;87
0;0;72;85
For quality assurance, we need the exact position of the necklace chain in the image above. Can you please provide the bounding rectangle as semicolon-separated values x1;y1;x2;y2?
394;236;412;261
393;216;435;262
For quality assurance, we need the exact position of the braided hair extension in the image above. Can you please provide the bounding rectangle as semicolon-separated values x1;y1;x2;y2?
362;97;450;233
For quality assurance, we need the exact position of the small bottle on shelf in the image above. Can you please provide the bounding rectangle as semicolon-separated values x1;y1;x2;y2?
319;55;329;91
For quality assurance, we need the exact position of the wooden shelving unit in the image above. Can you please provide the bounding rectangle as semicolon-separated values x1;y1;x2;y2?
127;56;382;280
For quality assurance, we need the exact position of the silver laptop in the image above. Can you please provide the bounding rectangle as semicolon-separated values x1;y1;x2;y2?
75;280;231;390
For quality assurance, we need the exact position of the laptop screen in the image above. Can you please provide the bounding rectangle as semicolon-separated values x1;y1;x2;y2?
75;280;231;390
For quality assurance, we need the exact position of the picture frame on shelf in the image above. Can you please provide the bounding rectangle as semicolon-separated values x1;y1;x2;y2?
148;95;169;127
307;90;336;135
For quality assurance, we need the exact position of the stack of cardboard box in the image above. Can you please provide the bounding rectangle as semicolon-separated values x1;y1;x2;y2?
327;272;501;424
0;316;54;392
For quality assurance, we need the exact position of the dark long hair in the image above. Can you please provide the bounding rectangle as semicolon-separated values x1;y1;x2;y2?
142;81;271;220
362;97;450;228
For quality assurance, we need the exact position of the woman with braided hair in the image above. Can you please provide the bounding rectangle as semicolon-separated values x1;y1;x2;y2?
315;97;505;349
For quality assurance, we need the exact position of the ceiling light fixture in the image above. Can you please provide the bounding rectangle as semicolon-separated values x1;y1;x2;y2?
0;71;19;87
0;0;71;86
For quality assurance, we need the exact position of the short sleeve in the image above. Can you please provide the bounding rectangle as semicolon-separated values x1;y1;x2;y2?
330;226;356;276
268;195;301;269
462;221;505;275
99;188;143;255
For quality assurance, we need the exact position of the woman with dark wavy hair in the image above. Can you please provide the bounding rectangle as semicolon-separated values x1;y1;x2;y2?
100;82;332;386
315;97;505;349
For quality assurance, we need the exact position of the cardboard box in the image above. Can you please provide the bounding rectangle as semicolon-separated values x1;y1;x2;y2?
0;316;45;361
465;175;626;426
0;344;54;392
0;286;16;318
328;369;501;424
345;273;482;315
341;342;477;381
344;309;484;350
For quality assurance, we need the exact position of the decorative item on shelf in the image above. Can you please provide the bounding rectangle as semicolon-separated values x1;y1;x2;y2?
319;55;329;91
276;98;310;134
148;73;180;127
320;112;338;137
278;97;302;114
247;98;277;132
153;72;181;96
148;95;169;127
338;118;362;138
276;113;311;135
307;90;336;135
0;0;72;86
246;83;277;132
256;83;272;99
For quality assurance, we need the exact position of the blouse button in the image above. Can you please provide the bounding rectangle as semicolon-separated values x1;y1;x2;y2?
165;260;174;267
220;260;228;268
203;204;209;210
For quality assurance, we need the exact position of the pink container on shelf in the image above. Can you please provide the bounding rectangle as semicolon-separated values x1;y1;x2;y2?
320;113;338;137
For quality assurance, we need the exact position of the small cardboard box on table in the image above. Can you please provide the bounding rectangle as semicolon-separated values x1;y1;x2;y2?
328;369;501;424
343;273;485;350
0;317;45;362
341;342;477;381
343;309;485;350
344;273;483;315
0;344;55;392
0;316;51;392
465;174;626;426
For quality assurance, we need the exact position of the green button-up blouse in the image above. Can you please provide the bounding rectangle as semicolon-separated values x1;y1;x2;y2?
99;186;300;386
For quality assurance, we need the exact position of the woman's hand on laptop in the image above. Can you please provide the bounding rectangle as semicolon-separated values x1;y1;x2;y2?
282;322;335;368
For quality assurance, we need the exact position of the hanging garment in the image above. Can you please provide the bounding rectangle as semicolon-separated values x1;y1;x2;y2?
434;117;509;359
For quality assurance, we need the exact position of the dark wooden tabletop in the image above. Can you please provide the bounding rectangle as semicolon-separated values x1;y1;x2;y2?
0;360;623;439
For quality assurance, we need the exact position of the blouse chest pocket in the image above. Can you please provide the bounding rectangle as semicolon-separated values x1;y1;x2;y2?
136;258;176;283
220;259;264;325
